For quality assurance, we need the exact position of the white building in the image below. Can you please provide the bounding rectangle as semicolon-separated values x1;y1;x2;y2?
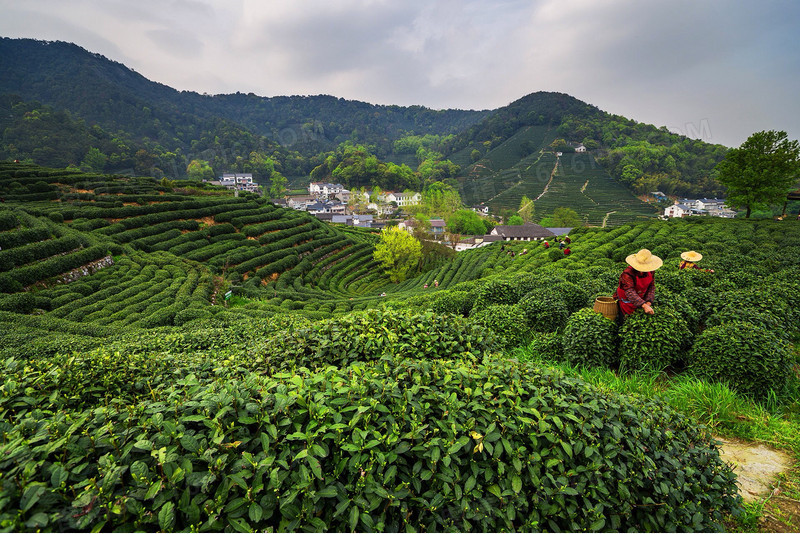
309;182;345;198
218;173;260;193
384;191;421;207
664;203;692;218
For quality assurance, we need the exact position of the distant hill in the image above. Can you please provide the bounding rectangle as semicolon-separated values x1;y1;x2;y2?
0;38;487;157
0;37;729;220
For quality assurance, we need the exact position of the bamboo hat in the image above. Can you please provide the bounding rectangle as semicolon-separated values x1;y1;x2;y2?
625;249;663;272
681;250;703;262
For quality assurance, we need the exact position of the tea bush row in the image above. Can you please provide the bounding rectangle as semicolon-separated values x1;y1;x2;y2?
0;354;742;532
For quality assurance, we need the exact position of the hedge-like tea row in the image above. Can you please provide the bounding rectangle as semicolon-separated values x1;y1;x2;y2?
0;353;742;532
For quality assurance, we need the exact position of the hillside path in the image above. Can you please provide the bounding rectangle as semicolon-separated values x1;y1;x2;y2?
601;210;616;228
534;156;559;201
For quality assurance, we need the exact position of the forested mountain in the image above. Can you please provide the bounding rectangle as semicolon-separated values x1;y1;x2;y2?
1;36;728;208
0;38;487;158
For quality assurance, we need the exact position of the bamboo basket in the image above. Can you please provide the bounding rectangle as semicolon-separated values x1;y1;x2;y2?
593;296;618;321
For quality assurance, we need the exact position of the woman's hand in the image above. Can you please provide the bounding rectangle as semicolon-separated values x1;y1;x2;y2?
642;303;654;315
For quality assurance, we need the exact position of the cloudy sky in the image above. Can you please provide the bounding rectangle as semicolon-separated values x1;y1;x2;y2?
1;0;799;147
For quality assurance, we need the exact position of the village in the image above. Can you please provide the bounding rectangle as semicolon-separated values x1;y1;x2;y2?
206;175;757;250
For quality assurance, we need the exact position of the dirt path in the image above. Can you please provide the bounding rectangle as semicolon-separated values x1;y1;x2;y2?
601;210;616;228
717;437;798;531
533;156;559;201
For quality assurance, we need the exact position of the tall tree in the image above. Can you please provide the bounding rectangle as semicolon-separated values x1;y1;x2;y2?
518;195;535;222
268;173;287;199
715;130;800;218
551;207;582;227
373;226;423;283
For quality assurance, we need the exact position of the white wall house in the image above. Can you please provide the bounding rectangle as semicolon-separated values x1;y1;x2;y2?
664;203;691;218
384;191;421;207
219;173;259;192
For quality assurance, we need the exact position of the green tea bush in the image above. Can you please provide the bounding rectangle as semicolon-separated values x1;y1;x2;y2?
516;289;569;333
688;321;794;400
562;308;619;368
522;331;563;361
262;308;496;369
619;307;692;372
173;307;214;326
0;210;18;231
472;278;525;308
550;281;590;313
430;289;473;316
0;355;742;532
656;287;702;334
0;292;36;313
469;304;529;349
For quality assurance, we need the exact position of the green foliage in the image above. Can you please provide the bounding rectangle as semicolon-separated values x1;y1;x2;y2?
715;130;800;217
373;226;422;283
473;278;526;308
430;289;473;316
173;307;214;326
562;308;619;368
516;289;569;333
469;304;529;349
0;352;742;532
619;308;692;372
263;309;496;369
446;209;489;235
688;321;794;400
551;207;581;227
522;331;563;361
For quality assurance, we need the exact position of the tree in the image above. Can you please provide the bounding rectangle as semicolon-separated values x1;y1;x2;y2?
268;173;287;199
80;147;107;172
447;209;488;235
507;215;524;225
518;195;535;222
551;207;582;227
715;130;800;218
186;159;214;181
373;226;422;283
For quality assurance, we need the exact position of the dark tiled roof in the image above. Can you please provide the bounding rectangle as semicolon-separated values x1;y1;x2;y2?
492;223;555;239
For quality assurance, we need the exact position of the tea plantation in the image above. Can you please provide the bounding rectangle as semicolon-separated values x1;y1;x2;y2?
2;161;799;531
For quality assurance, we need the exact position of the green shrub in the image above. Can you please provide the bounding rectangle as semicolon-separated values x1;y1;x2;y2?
705;308;788;340
656;287;701;334
516;289;569;333
562;308;619;368
472;278;525;308
430;289;473;316
0;355;742;532
262;309;496;370
550;281;590;313
0;210;18;231
688;321;794;400
523;331;563;361
0;292;35;313
469;304;528;349
48;211;64;224
173;307;214;326
619;307;692;372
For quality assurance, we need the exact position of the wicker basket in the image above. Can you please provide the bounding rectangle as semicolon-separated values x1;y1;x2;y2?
593;296;618;321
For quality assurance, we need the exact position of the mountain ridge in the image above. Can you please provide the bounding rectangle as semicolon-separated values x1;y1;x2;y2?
1;36;727;210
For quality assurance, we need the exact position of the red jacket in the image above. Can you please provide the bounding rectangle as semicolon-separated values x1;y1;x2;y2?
615;266;654;315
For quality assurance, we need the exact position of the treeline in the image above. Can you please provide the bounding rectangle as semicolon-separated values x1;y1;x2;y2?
556;114;729;198
309;141;461;193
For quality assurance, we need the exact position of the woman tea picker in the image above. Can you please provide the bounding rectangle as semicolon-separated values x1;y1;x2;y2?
615;249;663;321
